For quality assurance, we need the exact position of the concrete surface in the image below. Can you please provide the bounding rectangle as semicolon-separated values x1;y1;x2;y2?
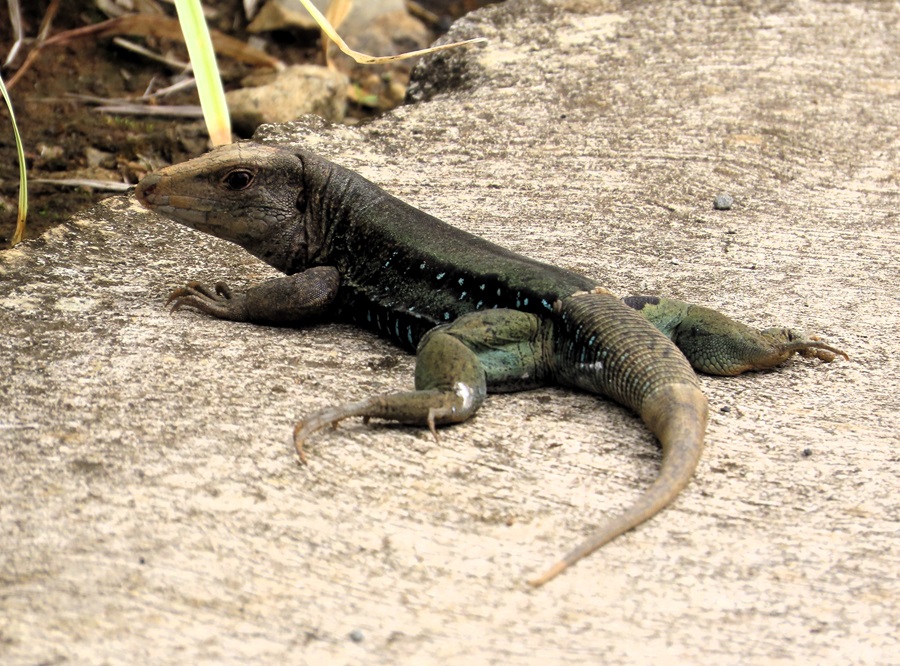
1;0;897;663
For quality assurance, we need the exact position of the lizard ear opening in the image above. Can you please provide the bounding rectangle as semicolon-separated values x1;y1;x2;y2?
221;168;256;191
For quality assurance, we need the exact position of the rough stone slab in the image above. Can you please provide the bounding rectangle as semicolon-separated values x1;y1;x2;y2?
1;0;897;663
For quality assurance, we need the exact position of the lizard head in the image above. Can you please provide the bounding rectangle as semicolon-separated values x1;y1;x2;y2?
136;143;320;274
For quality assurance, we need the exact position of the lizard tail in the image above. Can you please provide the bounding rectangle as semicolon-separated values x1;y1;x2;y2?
529;382;707;586
530;293;709;587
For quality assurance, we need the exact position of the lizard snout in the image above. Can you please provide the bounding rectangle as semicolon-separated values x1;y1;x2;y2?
135;173;161;208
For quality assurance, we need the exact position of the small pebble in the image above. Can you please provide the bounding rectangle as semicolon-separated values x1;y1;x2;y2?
713;194;734;210
802;448;813;457
349;629;365;643
720;405;731;413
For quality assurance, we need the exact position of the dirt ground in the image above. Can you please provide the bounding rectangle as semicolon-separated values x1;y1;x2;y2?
0;0;501;249
0;0;214;247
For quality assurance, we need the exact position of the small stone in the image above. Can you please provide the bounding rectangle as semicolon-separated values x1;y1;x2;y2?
349;629;364;643
226;65;348;136
248;0;320;32
35;143;66;171
85;147;116;169
713;194;734;210
249;0;411;35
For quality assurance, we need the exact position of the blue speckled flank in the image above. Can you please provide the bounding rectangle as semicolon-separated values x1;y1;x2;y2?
458;277;465;286
542;299;552;310
459;291;467;300
443;312;451;320
436;272;446;280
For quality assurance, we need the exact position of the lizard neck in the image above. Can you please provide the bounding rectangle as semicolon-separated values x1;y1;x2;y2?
298;153;375;269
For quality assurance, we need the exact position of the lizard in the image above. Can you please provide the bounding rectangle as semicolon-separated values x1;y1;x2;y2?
134;142;846;586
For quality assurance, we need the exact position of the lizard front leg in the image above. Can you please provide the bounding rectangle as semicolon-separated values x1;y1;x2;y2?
623;296;848;376
294;308;548;461
168;265;340;325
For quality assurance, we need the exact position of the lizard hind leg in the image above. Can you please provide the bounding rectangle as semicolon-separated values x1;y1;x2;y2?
293;325;489;462
623;296;848;376
293;308;550;462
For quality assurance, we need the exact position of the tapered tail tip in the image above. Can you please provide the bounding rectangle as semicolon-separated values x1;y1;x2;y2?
528;560;568;588
525;382;708;587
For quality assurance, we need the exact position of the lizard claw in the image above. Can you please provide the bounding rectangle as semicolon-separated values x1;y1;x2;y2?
167;281;230;308
292;399;375;463
292;420;315;465
795;334;849;363
293;414;339;465
165;281;251;321
761;328;849;365
426;408;443;443
291;394;454;462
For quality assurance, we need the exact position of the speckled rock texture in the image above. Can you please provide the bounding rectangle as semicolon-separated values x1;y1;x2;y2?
1;1;896;663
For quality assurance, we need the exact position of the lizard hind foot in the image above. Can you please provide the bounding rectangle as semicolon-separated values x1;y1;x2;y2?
293;398;376;464
293;385;482;463
764;328;849;364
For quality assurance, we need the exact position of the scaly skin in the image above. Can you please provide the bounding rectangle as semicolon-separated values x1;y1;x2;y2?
135;143;845;586
623;296;846;375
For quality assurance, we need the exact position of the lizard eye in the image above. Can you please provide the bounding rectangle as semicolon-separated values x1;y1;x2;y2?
221;169;255;191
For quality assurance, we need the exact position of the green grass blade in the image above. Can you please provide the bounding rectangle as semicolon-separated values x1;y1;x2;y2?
297;0;486;64
172;0;231;146
0;72;28;246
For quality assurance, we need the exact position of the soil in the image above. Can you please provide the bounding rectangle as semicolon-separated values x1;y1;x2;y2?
0;0;217;248
0;0;502;250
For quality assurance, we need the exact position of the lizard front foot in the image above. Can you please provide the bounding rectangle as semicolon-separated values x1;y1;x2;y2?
166;268;341;324
167;281;248;320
